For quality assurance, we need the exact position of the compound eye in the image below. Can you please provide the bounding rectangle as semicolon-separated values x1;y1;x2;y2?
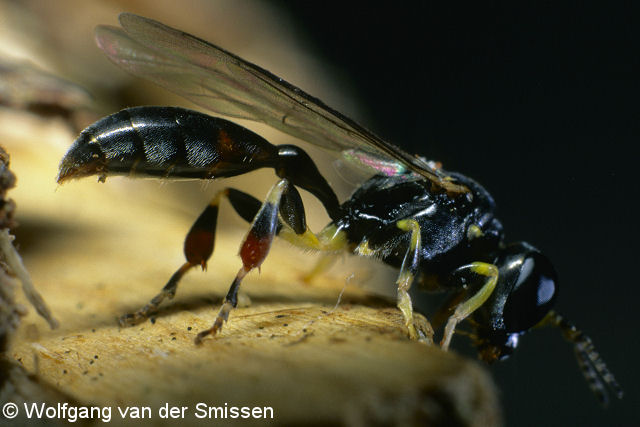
502;250;558;333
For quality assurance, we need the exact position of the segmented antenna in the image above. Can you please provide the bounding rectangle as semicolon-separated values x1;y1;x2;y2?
549;311;623;405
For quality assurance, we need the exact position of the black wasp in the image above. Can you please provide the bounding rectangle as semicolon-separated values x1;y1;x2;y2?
58;13;621;404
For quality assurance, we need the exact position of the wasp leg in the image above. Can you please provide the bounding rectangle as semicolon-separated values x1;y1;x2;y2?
441;262;498;350
394;219;430;342
120;181;338;328
119;190;228;326
277;205;349;283
277;189;344;283
195;184;350;343
195;179;289;344
230;182;348;255
228;184;306;235
119;187;269;326
430;288;467;332
301;253;339;284
119;262;194;326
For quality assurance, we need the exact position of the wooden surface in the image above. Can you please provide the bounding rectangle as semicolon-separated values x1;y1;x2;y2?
2;108;501;426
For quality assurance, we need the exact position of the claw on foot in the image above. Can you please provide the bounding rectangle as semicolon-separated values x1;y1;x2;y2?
194;300;233;345
119;311;148;327
406;314;434;345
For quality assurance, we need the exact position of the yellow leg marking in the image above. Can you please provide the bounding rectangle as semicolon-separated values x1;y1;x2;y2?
397;219;421;242
355;239;377;257
302;253;339;284
466;224;483;240
394;219;428;341
279;228;321;248
274;223;349;285
441;262;498;350
279;224;348;252
397;270;418;340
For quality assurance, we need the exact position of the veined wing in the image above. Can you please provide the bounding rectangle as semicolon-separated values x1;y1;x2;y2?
95;13;467;194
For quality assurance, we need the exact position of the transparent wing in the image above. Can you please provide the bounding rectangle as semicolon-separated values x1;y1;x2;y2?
95;13;467;194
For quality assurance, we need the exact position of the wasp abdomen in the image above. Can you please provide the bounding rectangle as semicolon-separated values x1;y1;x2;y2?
57;106;278;182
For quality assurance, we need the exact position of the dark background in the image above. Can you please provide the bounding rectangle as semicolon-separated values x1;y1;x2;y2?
280;2;636;426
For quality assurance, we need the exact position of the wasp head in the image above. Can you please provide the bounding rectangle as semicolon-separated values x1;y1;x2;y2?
474;242;558;362
469;242;622;404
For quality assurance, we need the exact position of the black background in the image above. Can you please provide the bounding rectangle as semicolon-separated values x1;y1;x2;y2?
279;2;636;426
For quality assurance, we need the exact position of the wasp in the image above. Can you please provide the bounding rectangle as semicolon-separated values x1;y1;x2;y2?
57;13;621;404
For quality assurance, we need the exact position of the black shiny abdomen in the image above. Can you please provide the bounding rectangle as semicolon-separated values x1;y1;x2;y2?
336;173;503;276
81;106;278;178
58;106;342;220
